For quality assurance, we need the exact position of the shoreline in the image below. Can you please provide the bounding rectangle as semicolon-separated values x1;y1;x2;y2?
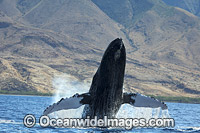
0;92;199;104
0;90;53;97
149;95;200;104
0;93;53;97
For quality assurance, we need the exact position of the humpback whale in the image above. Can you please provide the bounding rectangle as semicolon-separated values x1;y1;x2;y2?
43;38;167;118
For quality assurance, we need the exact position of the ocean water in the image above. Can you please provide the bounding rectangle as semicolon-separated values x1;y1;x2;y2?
0;94;199;132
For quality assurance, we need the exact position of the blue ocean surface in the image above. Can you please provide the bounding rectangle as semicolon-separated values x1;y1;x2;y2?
0;94;199;132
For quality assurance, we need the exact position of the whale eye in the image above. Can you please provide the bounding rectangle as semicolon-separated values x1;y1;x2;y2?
114;49;121;61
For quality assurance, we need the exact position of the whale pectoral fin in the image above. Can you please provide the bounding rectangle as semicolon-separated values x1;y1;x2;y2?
43;93;91;115
123;92;167;110
78;93;92;104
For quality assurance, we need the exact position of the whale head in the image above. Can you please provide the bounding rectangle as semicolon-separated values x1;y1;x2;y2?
102;38;125;62
88;38;126;118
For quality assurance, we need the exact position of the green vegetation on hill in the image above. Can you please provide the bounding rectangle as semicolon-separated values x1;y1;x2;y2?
163;0;200;17
0;90;199;104
92;0;154;27
0;90;52;96
149;95;200;104
17;0;41;14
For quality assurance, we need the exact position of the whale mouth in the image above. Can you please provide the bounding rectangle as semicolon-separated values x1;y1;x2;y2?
114;39;123;61
120;43;123;50
114;49;121;61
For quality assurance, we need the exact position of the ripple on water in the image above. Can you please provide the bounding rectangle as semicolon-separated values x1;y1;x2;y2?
0;95;199;132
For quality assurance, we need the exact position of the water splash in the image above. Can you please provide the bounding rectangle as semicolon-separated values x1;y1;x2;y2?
52;74;89;103
116;104;170;120
50;74;89;118
51;75;170;119
49;104;170;120
49;105;86;119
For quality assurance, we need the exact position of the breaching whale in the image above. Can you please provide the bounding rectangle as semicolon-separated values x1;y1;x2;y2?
43;38;167;118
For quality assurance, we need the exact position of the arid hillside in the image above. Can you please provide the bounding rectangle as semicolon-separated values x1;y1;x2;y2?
0;0;200;98
163;0;200;17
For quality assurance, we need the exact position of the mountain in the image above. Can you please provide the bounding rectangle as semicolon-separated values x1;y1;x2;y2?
163;0;200;17
0;0;132;95
0;0;200;98
0;0;132;49
92;0;200;97
92;0;200;66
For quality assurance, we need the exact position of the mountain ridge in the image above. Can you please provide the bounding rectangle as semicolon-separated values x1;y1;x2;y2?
163;0;200;17
0;0;200;98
